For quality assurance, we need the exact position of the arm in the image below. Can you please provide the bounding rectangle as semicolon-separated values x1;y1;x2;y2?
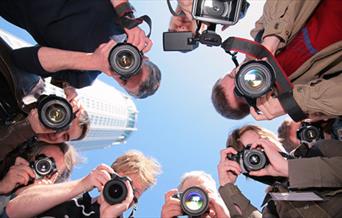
5;164;114;218
293;73;342;117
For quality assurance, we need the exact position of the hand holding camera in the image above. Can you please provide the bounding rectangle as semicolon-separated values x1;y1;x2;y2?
81;164;114;193
248;139;289;178
218;147;242;186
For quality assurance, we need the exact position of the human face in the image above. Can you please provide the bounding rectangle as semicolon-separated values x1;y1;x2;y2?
220;70;245;110
36;145;66;182
169;15;196;33
37;116;83;144
180;177;217;218
240;130;281;151
125;173;149;200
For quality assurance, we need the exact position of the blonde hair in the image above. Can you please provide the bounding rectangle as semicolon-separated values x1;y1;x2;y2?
227;125;284;152
112;150;161;188
178;171;218;195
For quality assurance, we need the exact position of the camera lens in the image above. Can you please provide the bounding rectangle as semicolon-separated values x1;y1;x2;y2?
236;61;275;98
34;158;53;176
38;95;73;131
109;43;142;79
243;149;268;172
103;176;128;205
202;0;229;18
181;187;208;217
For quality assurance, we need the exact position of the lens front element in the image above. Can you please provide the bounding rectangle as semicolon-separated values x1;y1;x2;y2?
181;187;209;217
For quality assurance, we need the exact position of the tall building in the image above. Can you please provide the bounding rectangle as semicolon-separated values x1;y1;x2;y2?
0;29;138;151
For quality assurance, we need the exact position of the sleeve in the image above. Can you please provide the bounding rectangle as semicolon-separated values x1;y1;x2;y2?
292;73;342;117
0;119;35;160
11;46;50;76
218;184;261;218
288;140;342;189
250;0;304;49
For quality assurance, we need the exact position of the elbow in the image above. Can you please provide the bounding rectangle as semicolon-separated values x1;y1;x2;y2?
5;201;22;218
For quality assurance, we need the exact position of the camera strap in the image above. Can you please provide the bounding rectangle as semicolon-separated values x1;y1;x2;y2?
166;0;185;17
221;37;307;121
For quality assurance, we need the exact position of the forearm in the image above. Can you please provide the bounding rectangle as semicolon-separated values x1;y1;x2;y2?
6;179;87;218
38;47;97;73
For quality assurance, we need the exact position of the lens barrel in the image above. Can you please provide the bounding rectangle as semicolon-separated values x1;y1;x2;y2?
243;149;268;172
235;60;275;98
37;95;73;131
103;174;129;205
180;186;209;217
31;155;56;178
108;43;143;79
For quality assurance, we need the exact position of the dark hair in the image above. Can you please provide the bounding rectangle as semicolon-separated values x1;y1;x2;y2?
277;120;299;153
211;79;249;120
134;60;161;99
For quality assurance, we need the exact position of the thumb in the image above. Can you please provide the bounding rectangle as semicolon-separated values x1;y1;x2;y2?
249;168;268;177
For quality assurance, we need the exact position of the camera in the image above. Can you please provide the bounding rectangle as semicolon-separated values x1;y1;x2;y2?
163;0;249;52
192;0;249;25
30;154;57;179
227;144;269;173
108;42;143;80
173;186;209;217
103;173;133;205
36;94;74;131
297;122;324;145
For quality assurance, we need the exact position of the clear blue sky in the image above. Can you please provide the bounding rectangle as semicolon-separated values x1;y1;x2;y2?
0;0;289;217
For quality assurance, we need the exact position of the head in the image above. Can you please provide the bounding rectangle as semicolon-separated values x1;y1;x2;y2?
30;141;80;183
277;119;301;152
116;58;161;99
227;125;285;152
169;15;197;33
178;171;225;218
111;150;161;200
211;70;250;120
37;108;90;144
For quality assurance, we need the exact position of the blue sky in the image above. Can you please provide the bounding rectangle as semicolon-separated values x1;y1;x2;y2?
0;0;290;217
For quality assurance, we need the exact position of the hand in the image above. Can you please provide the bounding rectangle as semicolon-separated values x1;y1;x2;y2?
99;180;134;218
0;157;35;194
218;148;242;186
161;189;182;218
27;109;56;134
124;26;152;53
208;193;230;218
81;164;114;193
63;85;82;113
92;39;117;77
250;92;286;120
249;139;289;177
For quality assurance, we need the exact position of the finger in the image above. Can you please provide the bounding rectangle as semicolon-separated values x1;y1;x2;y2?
15;157;30;166
135;34;145;51
126;31;136;45
142;38;152;53
164;189;178;201
250;107;267;120
96;164;115;174
220;147;237;161
20;165;36;178
249;168;269;177
222;162;241;174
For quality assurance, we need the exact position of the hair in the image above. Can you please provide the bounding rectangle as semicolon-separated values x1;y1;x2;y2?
0;139;80;182
134;60;161;99
277;119;299;153
74;108;90;141
211;78;249;120
111;150;161;188
227;125;284;152
178;171;218;194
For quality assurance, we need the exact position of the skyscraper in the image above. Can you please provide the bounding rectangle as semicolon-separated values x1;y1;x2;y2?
0;29;138;151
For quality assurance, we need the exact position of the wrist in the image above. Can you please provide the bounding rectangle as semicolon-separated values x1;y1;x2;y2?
262;35;280;55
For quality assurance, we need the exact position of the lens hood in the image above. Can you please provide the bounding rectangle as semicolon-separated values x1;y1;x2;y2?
103;173;131;205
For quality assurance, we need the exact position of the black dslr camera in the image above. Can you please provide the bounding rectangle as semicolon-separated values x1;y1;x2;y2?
173;186;209;217
108;42;143;81
227;144;269;173
30;154;57;179
103;173;134;205
163;0;249;52
297;122;324;145
35;94;75;131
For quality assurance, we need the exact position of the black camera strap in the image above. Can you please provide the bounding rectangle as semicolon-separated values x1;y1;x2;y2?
166;0;185;17
221;37;307;121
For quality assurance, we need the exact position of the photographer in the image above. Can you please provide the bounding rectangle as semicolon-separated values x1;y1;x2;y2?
218;125;342;217
16;150;161;218
0;0;161;99
161;171;230;218
212;0;342;121
0;140;78;215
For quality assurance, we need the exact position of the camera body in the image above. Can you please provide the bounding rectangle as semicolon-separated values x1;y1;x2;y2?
297;122;324;145
103;173;133;205
108;42;143;80
192;0;249;25
227;145;269;173
37;94;74;131
173;186;209;217
30;154;57;179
